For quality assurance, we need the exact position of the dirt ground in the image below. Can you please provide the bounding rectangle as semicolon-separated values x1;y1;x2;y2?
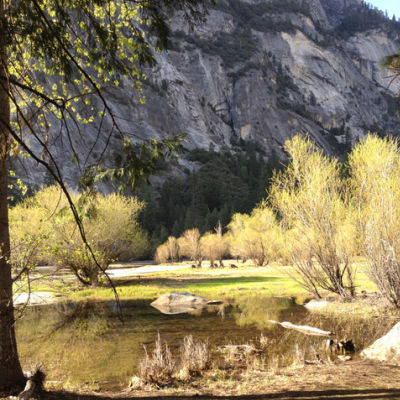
3;359;400;400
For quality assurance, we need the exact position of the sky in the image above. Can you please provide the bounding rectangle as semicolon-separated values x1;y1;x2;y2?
367;0;400;19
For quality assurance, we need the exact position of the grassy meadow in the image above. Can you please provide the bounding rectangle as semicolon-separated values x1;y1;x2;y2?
23;259;379;311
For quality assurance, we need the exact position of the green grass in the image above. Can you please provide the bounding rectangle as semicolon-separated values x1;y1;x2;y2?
67;264;307;303
20;260;379;308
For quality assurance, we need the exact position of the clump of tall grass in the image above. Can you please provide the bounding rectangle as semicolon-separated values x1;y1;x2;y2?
139;334;210;386
139;333;175;386
178;335;210;380
259;333;269;351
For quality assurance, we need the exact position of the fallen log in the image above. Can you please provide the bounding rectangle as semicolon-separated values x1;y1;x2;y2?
267;320;334;337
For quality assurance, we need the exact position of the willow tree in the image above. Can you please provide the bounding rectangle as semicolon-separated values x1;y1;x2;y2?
270;135;356;299
228;203;279;267
349;135;400;307
0;0;210;391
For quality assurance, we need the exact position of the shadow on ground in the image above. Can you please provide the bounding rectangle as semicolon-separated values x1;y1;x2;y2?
40;388;400;400
114;275;282;289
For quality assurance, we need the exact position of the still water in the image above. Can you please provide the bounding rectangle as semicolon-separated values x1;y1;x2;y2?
15;296;394;390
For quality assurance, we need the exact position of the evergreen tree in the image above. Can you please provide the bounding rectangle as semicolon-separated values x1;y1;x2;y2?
0;0;210;391
140;145;282;242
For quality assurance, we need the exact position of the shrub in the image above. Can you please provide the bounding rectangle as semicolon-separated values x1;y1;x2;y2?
349;135;400;307
270;135;356;298
200;232;218;267
214;222;229;267
200;224;228;267
154;236;180;263
9;186;148;286
154;243;169;264
165;236;180;262
228;203;280;266
179;228;203;267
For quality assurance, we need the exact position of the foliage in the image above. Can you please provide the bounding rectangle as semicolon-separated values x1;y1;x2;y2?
155;236;180;263
140;145;282;245
0;0;212;390
10;186;148;285
180;228;203;267
214;0;310;32
270;135;356;298
336;1;400;38
200;233;218;267
154;243;169;264
349;135;400;307
89;135;188;193
4;0;211;196
174;27;258;68
228;203;280;266
214;222;228;266
1;0;211;284
7;168;28;205
200;224;228;267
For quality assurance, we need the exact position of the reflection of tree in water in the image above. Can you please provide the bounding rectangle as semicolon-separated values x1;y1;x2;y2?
217;303;226;320
227;297;398;367
265;313;397;367
53;301;113;337
230;296;302;330
15;297;399;387
302;313;396;352
16;301;148;387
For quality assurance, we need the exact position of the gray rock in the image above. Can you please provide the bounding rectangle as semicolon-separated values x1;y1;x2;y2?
361;322;400;365
15;0;400;189
150;292;221;314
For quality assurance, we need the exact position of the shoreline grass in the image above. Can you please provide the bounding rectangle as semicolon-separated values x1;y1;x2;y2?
69;263;309;303
13;260;400;395
18;260;383;315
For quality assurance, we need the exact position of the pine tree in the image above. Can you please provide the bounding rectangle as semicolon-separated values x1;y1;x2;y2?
0;0;210;391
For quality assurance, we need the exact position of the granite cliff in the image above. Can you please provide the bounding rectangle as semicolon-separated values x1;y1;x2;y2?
15;0;400;187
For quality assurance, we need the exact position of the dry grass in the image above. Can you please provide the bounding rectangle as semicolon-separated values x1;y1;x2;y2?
178;335;210;380
138;334;211;386
4;359;400;399
259;333;269;351
139;334;174;386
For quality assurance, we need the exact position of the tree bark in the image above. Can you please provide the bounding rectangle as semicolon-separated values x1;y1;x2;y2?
0;0;25;390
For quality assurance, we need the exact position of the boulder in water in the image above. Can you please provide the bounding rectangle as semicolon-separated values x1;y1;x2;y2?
361;322;400;365
150;292;222;314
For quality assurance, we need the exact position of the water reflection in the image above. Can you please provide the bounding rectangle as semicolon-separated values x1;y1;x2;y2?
150;292;223;315
15;296;397;390
151;302;208;315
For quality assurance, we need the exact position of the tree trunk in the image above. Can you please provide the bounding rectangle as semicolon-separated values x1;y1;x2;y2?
0;0;25;389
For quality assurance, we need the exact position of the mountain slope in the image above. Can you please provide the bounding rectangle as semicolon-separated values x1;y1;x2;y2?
15;0;400;188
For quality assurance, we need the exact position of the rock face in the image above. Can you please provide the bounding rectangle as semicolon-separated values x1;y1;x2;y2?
150;292;221;314
15;0;400;188
361;322;400;365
